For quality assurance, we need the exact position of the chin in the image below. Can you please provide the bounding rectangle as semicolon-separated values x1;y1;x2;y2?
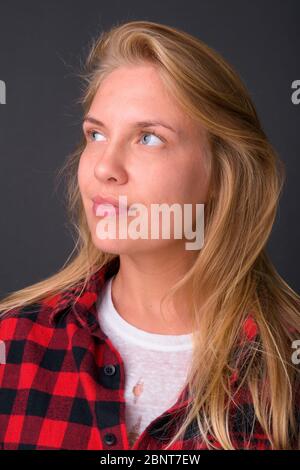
90;230;137;255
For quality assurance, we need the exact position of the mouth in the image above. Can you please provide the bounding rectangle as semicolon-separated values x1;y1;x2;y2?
92;201;128;217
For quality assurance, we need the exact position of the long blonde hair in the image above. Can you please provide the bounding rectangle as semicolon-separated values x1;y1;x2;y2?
1;20;300;449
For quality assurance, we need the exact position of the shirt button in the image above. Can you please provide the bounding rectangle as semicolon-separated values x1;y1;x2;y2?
104;364;116;376
104;432;117;446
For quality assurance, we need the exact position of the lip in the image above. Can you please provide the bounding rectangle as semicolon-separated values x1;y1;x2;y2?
92;194;128;217
92;194;121;206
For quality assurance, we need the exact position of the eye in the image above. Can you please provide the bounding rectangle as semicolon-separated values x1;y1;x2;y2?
139;131;164;146
85;129;105;142
84;129;164;146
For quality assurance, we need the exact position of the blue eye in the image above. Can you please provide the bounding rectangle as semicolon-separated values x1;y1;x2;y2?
85;129;164;145
140;132;164;146
88;130;103;142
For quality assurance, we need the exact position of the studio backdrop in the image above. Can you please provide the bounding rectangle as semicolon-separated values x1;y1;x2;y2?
0;0;299;297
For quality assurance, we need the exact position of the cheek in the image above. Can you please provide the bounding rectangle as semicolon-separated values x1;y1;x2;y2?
77;152;90;193
188;164;210;201
181;153;210;201
161;160;209;204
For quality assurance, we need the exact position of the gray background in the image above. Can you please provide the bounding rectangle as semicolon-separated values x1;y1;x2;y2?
0;0;299;298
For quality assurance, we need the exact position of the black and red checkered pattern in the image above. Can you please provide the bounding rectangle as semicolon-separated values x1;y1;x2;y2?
0;258;289;449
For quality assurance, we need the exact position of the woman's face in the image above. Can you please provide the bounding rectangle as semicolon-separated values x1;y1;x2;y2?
78;64;211;255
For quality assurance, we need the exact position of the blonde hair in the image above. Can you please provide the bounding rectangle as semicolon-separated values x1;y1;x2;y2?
1;20;300;449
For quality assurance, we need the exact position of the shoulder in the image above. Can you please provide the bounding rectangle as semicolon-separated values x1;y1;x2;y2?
0;298;66;359
0;302;46;332
0;304;42;368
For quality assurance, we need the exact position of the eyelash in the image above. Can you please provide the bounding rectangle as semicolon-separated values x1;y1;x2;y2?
85;129;165;144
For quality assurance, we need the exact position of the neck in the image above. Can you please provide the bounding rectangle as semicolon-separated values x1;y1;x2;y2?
111;245;197;335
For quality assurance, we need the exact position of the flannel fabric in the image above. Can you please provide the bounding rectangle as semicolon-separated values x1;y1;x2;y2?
0;257;288;449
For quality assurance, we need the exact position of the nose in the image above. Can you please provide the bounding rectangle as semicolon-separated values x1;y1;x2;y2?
93;143;128;184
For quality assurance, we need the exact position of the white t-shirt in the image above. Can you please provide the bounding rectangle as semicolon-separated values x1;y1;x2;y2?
97;275;193;447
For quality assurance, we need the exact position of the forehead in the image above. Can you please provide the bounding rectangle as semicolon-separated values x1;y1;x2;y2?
88;65;203;138
95;64;172;100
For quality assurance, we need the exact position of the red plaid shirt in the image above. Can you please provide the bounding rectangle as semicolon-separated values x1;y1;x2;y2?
0;258;287;450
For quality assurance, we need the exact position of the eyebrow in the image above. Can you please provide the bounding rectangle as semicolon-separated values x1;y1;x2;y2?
82;115;178;134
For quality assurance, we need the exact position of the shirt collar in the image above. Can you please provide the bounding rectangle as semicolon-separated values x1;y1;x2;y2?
45;257;120;328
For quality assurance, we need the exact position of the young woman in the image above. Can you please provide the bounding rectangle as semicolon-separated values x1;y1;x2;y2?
0;20;300;451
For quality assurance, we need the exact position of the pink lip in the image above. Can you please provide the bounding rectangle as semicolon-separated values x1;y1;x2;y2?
91;195;128;217
92;195;121;206
92;202;128;217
